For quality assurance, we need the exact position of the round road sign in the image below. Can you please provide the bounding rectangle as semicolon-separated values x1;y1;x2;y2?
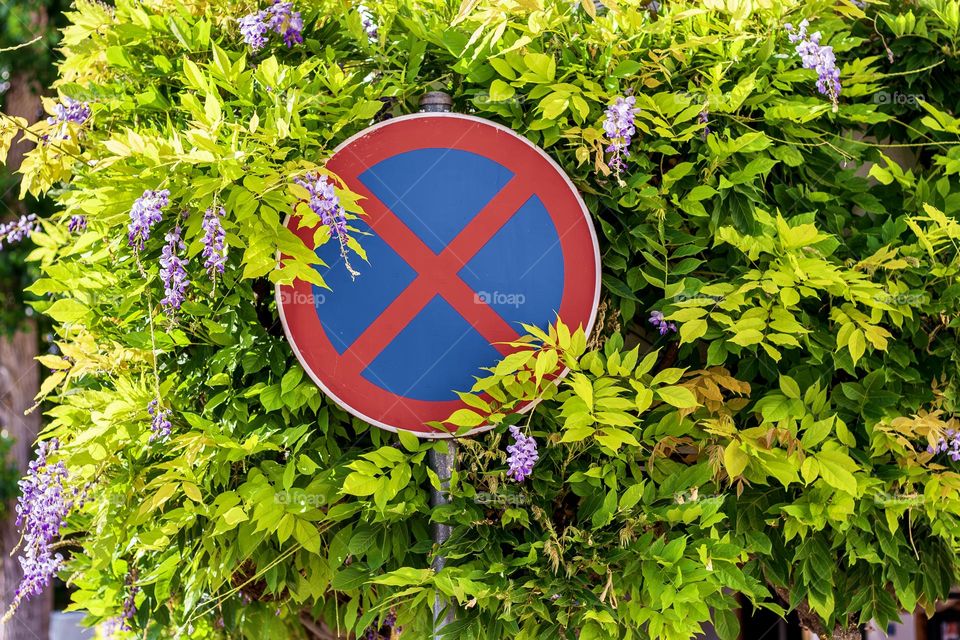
276;113;600;437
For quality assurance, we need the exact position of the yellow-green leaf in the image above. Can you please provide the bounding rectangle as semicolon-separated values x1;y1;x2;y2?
656;386;699;409
679;319;708;344
724;441;749;478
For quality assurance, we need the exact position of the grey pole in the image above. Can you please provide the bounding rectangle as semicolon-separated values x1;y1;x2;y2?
419;91;453;113
427;441;457;636
419;90;457;639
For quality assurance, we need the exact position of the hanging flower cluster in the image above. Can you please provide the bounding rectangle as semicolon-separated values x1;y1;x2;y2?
100;574;138;638
68;215;87;234
648;310;677;335
506;425;539;483
129;193;230;308
127;189;170;251
201;206;227;279
602;96;639;177
99;617;126;639
4;439;71;618
294;172;359;277
239;0;303;51
358;4;378;41
159;224;190;312
699;106;711;139
0;214;39;250
147;400;172;442
928;430;960;461
45;97;92;142
785;19;841;110
363;609;400;639
115;571;140;632
48;97;91;127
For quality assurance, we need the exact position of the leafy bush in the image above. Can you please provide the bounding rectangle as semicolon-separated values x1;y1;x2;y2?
2;0;960;639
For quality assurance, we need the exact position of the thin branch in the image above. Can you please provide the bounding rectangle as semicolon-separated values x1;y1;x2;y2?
0;36;42;53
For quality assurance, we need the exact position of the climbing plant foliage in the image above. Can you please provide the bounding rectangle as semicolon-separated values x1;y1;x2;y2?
2;0;960;639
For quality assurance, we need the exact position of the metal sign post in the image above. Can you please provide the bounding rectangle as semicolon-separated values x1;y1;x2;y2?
420;91;458;638
427;439;457;636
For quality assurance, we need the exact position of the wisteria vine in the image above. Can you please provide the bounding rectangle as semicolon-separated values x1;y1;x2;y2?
0;214;39;249
785;19;842;110
2;439;71;620
127;189;170;252
294;172;359;277
239;0;303;50
602;95;639;179
506;425;539;483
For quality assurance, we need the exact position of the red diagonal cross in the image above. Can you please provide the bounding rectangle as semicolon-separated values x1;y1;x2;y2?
340;174;536;377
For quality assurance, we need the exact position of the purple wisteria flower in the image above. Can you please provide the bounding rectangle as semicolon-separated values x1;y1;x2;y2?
928;429;960;461
147;400;172;442
699;106;710;139
100;573;138;638
44;98;92;143
240;1;303;50
363;609;399;639
0;214;39;250
267;1;303;47
506;425;539;483
358;4;378;41
127;189;170;251
239;12;269;50
100;617;124;639
648;310;677;335
47;98;91;126
201;206;227;279
159;225;189;312
67;215;87;234
294;172;359;277
785;19;841;111
603;96;639;177
119;572;139;631
5;439;70;617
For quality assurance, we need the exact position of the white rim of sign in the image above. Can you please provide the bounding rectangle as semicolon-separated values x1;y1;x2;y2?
275;112;602;439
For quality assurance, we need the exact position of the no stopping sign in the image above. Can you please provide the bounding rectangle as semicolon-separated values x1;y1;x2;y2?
277;113;600;437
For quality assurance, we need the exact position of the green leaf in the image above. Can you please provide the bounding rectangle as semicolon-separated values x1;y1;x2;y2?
182;58;206;90
779;375;801;399
800;456;819;484
540;92;569;119
342;473;380;497
523;52;555;81
446;409;486;427
569;372;593;408
46;299;89;323
611;60;642;78
656;386;699;409
848;329;866;365
619;483;645;510
220;506;248;527
294;519;321;553
724;442;749;478
489;79;515;102
679;319;708;344
815;447;858;495
331;566;369;591
714;607;741;640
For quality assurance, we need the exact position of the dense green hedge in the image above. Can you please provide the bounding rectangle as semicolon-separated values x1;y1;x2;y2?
2;0;960;638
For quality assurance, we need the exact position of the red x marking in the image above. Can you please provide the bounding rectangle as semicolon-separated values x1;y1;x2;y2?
340;173;536;377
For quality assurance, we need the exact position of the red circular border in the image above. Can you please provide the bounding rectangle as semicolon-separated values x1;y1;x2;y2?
276;114;600;437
